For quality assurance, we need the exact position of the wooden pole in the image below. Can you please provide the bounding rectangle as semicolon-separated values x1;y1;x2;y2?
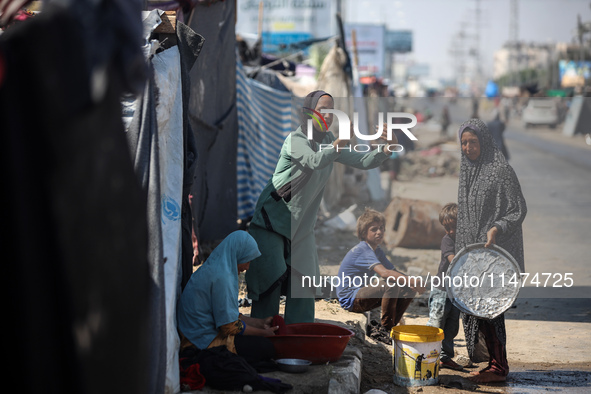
351;29;359;70
351;28;361;98
258;1;264;39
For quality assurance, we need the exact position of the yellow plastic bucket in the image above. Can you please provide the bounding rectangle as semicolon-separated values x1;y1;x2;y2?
390;325;444;387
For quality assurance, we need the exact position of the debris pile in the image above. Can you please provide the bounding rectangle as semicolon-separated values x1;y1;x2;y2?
399;147;460;180
383;197;446;249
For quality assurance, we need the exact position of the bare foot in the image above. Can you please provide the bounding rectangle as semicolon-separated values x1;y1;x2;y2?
469;367;489;376
468;371;506;383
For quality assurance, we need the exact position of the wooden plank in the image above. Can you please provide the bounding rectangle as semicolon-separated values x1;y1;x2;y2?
154;11;176;34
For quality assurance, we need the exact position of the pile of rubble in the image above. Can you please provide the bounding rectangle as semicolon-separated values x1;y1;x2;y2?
399;146;460;180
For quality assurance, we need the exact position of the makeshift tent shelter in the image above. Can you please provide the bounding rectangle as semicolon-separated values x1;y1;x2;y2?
236;61;293;220
185;0;239;242
124;9;204;394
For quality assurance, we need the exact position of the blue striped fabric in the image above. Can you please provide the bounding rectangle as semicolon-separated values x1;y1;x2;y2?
236;62;294;220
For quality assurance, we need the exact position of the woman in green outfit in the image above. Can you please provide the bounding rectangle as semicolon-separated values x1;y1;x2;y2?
245;90;398;324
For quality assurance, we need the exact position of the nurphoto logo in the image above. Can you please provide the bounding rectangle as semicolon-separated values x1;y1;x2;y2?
304;108;419;153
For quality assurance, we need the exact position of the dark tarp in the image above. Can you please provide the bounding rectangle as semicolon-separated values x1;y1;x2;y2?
187;0;239;242
175;21;204;289
1;3;150;394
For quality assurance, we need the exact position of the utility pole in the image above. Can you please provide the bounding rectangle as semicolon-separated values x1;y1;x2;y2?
473;0;482;87
449;29;468;91
578;14;584;62
448;0;488;94
577;7;591;88
509;0;519;86
509;0;519;44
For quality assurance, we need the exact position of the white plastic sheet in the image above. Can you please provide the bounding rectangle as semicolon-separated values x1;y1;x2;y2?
153;46;184;394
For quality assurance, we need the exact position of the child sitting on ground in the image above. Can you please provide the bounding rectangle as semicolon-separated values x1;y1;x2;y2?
336;208;425;343
427;202;463;371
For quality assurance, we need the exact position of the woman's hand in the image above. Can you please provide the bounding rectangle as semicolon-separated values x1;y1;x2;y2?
262;326;279;336
241;314;273;330
260;316;278;336
485;226;498;248
242;320;279;337
262;316;274;329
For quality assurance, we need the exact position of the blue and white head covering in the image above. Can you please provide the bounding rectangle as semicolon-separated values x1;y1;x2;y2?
177;231;261;349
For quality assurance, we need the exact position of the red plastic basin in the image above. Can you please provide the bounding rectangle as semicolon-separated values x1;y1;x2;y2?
268;322;355;364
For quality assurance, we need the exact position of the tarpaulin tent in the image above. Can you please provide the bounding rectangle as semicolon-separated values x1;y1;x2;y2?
186;0;239;243
236;61;293;220
124;9;204;394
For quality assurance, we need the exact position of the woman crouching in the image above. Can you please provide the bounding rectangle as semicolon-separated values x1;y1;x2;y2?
177;231;278;364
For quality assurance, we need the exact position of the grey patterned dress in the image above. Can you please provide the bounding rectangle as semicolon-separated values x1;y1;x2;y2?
456;118;527;360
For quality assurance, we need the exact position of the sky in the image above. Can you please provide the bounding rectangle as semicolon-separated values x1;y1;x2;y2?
344;0;591;80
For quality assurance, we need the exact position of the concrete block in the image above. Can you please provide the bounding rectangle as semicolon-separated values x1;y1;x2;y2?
327;345;363;394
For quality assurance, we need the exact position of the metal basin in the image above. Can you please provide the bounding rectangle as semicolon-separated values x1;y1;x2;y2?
275;358;312;373
447;243;522;319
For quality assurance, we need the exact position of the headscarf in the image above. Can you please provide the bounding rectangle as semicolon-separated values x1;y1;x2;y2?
456;118;527;357
300;90;333;143
177;231;261;349
270;90;333;202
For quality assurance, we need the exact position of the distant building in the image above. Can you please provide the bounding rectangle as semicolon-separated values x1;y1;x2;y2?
493;42;555;80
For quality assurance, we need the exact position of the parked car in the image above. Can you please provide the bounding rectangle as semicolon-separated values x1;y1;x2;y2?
522;98;560;128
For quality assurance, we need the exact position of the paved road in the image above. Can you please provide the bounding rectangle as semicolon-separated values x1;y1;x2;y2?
504;121;591;300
